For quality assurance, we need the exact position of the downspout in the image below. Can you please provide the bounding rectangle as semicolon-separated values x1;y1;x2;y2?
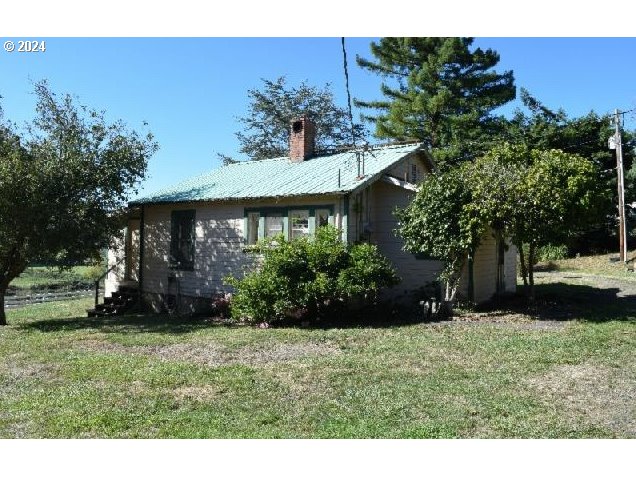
138;205;145;309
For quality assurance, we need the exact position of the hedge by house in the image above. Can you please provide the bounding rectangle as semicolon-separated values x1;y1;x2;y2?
225;226;400;324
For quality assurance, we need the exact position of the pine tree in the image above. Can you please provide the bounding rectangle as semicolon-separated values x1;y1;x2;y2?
355;37;515;168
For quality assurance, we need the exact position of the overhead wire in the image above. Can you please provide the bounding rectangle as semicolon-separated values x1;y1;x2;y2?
341;37;357;148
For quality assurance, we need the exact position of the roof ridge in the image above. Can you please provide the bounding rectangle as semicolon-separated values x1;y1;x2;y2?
221;141;423;165
131;141;423;205
223;156;287;166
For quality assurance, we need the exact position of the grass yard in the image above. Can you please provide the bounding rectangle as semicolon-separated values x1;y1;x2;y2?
9;265;105;292
1;272;634;438
536;249;636;280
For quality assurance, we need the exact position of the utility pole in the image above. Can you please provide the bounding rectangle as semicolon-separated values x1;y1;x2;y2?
612;109;627;262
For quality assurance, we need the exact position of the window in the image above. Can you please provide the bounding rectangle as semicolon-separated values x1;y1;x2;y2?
244;206;334;247
315;208;331;228
246;212;260;245
170;210;196;270
290;209;310;239
410;163;418;183
265;213;284;238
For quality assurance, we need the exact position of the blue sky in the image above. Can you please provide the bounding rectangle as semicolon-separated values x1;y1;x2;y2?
2;37;636;198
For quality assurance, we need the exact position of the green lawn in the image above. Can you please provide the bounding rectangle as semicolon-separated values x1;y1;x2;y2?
537;249;636;280
9;265;105;292
1;277;634;438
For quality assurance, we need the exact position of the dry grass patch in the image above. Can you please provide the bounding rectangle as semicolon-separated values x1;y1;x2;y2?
268;362;335;403
526;361;636;437
75;338;340;367
0;360;60;382
171;384;225;403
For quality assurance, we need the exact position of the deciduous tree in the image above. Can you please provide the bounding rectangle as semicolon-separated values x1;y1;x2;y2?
396;166;484;306
503;89;625;254
0;81;158;325
471;144;603;299
397;142;603;304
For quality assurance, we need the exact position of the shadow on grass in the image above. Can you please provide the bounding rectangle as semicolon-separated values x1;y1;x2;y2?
275;303;425;330
18;282;636;333
481;282;636;323
19;303;425;333
19;313;232;334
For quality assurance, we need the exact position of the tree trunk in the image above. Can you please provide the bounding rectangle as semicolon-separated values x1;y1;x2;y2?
0;254;28;326
0;287;6;326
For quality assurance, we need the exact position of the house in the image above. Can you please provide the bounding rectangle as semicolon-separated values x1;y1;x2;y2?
103;117;516;315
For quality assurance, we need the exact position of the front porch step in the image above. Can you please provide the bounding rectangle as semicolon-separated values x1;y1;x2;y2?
87;282;139;318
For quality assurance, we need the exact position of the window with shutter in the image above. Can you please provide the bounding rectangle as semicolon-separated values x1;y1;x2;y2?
170;210;196;270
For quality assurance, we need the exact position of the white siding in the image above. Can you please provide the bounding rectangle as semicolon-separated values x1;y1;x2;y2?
141;202;251;298
504;242;518;292
459;233;517;303
368;180;443;299
127;220;140;281
105;234;125;298
386;153;431;184
140;197;340;299
472;233;498;303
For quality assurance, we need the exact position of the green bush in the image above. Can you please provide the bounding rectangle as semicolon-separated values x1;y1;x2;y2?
520;243;569;267
536;244;569;262
225;226;400;324
81;264;107;282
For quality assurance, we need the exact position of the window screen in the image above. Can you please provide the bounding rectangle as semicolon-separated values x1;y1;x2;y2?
246;212;260;245
290;210;310;239
265;213;284;238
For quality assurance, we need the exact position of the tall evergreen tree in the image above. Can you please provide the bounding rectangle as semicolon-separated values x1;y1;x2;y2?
355;37;515;168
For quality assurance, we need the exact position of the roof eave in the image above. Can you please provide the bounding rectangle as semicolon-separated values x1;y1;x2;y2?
128;190;350;208
344;146;427;197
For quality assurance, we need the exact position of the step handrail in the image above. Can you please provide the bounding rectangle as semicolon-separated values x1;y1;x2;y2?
94;257;126;307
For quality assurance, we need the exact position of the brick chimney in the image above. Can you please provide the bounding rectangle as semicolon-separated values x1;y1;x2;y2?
289;116;316;163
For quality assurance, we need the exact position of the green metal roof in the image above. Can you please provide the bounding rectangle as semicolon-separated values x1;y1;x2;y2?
130;143;423;205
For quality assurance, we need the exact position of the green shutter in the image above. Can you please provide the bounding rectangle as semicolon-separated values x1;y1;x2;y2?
170;209;195;270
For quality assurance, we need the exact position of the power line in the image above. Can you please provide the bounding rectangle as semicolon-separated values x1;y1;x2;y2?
341;37;356;148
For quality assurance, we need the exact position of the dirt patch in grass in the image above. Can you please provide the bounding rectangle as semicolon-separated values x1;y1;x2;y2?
76;338;340;367
269;363;334;404
526;361;636;437
171;384;225;403
449;312;568;330
0;361;62;438
0;360;61;382
424;308;569;331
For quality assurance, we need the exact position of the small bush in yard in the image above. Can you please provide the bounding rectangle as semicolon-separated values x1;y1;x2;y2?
225;226;400;324
537;244;569;262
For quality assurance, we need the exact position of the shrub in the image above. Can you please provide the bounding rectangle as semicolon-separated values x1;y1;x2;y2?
519;243;568;268
81;264;107;282
225;226;400;324
537;244;568;262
